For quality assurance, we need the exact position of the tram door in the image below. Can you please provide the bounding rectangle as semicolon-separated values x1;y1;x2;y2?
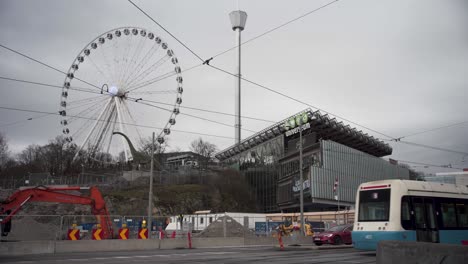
412;197;439;243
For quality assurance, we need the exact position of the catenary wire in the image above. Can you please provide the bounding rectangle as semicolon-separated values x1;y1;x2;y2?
381;139;468;156
0;43;101;90
208;64;397;139
395;120;468;140
127;0;205;63
0;106;233;140
0;76;101;95
133;100;258;133
127;96;276;124
1;76;274;130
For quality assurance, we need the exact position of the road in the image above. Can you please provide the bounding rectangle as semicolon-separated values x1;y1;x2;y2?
1;246;376;264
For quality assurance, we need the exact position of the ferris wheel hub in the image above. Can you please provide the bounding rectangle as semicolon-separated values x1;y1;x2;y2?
108;85;126;97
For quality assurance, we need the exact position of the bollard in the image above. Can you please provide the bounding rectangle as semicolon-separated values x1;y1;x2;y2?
158;227;165;239
188;232;192;249
278;233;284;251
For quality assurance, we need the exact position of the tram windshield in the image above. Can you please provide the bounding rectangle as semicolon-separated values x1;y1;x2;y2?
358;189;391;222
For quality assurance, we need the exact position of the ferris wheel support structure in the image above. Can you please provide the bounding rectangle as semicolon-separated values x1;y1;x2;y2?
114;97;130;161
73;97;113;161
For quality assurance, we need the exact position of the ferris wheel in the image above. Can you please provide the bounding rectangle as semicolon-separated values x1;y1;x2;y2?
59;27;183;163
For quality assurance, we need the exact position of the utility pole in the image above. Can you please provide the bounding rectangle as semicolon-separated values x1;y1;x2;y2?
148;132;155;232
229;10;247;145
299;118;305;236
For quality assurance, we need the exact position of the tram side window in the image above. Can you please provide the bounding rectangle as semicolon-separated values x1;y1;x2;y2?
413;200;426;229
456;202;468;228
401;196;413;230
441;203;457;228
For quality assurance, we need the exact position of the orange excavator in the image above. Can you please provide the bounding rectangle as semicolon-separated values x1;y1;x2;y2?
0;185;113;239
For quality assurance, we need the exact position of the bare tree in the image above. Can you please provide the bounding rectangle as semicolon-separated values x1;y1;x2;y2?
139;137;169;157
0;132;10;175
189;138;217;169
0;132;10;167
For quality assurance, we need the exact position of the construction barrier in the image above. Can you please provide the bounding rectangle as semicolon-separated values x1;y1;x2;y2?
92;228;102;240
67;229;80;240
118;228;129;240
159;227;165;239
171;231;176;238
138;228;148;239
187;232;192;249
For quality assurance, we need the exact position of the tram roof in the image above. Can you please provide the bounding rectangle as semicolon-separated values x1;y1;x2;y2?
215;108;392;160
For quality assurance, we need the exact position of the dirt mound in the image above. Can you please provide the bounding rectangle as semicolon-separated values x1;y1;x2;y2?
196;215;246;238
6;216;61;240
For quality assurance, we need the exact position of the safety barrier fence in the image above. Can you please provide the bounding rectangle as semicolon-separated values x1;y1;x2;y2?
0;212;354;242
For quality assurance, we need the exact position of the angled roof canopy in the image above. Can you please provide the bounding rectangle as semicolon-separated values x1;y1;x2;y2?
216;109;392;160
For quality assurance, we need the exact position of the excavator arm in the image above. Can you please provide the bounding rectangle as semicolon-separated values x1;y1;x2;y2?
0;186;113;239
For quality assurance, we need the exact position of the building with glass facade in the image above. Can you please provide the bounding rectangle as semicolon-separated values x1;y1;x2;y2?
216;109;409;213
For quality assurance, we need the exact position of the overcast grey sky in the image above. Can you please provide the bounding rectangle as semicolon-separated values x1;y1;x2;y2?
0;0;467;174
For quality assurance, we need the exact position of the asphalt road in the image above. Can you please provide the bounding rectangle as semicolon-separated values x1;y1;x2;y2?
1;246;376;264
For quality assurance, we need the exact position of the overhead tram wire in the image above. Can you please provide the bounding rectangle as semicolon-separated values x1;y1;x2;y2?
381;138;468;157
0;106;234;140
208;64;468;157
0;113;52;128
208;64;397;140
126;96;276;124
0;76;101;95
1;75;274;128
127;0;205;63
394;120;468;140
0;44;101;91
0;76;107;128
132;100;259;133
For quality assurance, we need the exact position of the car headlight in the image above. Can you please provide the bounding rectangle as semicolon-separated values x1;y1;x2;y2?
325;234;333;237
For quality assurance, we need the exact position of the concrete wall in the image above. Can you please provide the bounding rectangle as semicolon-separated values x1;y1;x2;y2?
55;239;159;253
0;236;315;256
377;241;468;264
192;237;244;248
0;241;55;256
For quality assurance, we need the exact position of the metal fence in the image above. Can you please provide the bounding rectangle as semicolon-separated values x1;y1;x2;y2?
0;211;354;241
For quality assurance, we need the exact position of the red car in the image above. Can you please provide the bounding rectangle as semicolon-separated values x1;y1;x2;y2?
313;224;353;246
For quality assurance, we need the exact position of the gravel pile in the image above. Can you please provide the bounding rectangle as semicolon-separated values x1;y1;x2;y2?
196;215;246;238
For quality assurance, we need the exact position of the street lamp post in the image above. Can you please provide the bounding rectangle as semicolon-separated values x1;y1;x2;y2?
148;132;155;232
299;119;305;236
229;10;247;145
